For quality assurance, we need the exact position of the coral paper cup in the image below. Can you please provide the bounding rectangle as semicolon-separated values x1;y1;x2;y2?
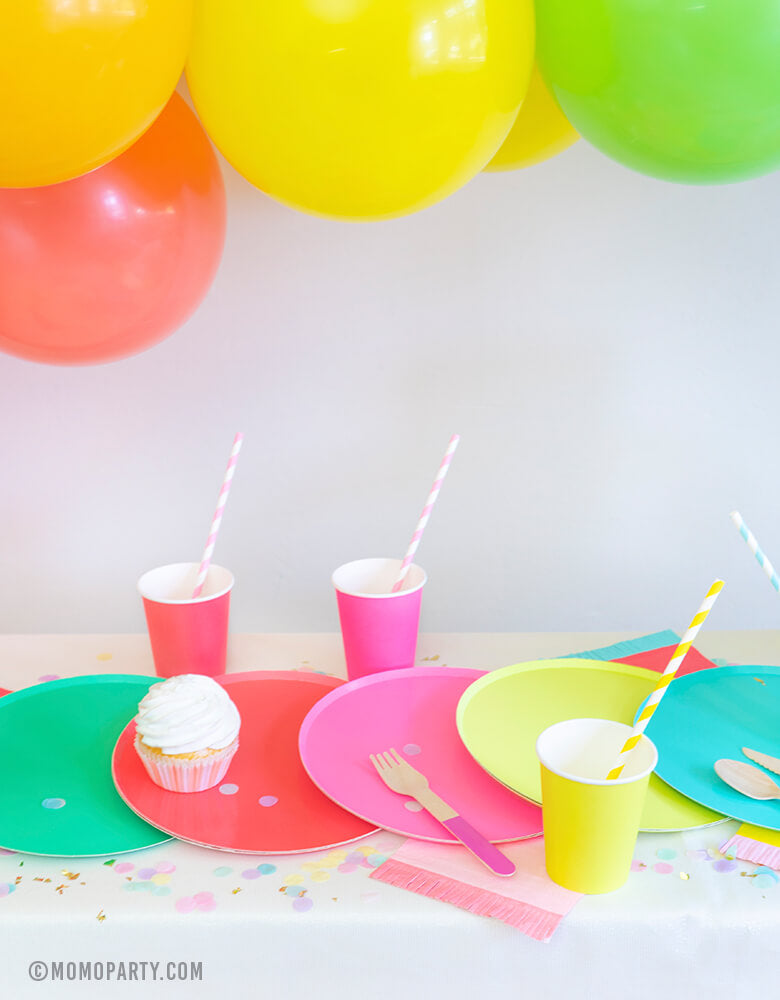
138;562;234;678
332;557;426;681
536;718;657;894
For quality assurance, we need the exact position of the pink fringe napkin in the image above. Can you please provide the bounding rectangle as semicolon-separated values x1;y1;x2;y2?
369;836;581;942
721;824;780;869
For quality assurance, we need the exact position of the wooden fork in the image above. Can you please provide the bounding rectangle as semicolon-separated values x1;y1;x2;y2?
369;748;516;877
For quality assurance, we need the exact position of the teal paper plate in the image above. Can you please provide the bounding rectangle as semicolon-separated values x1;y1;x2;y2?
0;674;171;856
644;664;780;831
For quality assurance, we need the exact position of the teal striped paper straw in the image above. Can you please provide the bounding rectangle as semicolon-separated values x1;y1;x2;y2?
730;511;780;593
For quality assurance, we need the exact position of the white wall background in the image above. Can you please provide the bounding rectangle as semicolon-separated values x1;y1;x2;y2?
2;106;780;638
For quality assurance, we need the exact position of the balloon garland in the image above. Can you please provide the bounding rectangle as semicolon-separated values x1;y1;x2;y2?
1;1;778;365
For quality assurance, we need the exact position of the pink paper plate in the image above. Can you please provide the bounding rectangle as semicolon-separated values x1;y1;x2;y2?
112;671;378;853
298;666;543;843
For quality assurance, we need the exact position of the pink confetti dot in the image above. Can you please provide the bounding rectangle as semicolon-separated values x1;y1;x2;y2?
258;795;278;807
155;862;176;873
630;860;646;872
337;863;357;873
113;863;134;874
653;863;674;874
175;897;197;913
0;883;12;897
193;892;216;911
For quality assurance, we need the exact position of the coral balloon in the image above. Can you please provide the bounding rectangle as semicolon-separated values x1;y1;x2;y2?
0;94;226;366
535;0;780;184
1;1;193;187
187;0;534;220
485;65;578;172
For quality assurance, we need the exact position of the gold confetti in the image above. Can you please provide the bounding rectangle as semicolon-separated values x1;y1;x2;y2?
679;872;690;880
96;910;106;922
754;677;766;686
421;654;440;661
55;885;68;894
61;871;80;880
231;888;242;895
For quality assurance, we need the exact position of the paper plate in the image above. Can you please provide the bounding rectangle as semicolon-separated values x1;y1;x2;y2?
0;675;171;857
456;659;725;832
643;664;780;831
113;671;378;853
298;666;543;843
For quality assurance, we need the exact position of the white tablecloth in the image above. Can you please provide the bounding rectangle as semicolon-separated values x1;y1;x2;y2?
1;631;779;1000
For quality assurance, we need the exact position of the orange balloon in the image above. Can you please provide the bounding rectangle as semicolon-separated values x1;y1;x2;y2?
0;95;225;366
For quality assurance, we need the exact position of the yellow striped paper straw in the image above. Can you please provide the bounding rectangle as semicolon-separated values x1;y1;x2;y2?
606;579;725;780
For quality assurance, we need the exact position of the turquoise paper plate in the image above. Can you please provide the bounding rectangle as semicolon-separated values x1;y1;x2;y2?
644;664;780;831
0;675;171;856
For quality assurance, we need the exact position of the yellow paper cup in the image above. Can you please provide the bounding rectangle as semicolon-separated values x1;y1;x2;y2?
536;718;658;894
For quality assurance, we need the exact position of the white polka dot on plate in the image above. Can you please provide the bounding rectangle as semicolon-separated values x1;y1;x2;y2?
258;795;278;807
404;801;423;812
41;798;66;810
219;784;239;795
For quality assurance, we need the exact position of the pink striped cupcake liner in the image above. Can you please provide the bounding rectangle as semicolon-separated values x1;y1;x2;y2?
135;735;238;793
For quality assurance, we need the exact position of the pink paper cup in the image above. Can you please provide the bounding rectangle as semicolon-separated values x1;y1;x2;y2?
332;557;426;681
137;562;234;679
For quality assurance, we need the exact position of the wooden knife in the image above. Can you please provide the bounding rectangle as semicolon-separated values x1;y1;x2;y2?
742;747;780;777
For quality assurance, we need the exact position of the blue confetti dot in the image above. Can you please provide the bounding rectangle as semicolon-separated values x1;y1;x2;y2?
257;864;276;875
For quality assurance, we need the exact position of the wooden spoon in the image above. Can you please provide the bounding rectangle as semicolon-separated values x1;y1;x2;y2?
714;759;780;801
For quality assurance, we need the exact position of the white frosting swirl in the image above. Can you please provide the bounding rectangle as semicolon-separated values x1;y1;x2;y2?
135;674;240;755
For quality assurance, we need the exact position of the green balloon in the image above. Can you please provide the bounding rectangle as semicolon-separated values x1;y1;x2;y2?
535;0;780;184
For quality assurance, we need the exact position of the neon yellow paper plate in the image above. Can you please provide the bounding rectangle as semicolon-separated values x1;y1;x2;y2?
456;659;726;832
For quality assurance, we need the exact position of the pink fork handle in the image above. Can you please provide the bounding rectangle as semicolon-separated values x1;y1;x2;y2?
441;815;516;877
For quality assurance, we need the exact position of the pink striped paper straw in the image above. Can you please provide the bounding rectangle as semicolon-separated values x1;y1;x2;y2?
192;432;244;598
392;434;460;593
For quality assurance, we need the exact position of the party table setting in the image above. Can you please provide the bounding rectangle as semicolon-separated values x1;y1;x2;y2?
3;437;780;1000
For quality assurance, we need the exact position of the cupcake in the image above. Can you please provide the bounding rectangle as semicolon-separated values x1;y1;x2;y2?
134;674;240;792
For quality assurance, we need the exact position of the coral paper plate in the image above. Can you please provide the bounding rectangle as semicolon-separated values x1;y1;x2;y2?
298;666;543;843
457;659;725;832
113;671;378;853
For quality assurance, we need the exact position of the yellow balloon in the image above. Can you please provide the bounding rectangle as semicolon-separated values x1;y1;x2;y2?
1;1;193;188
485;64;578;172
187;0;534;220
